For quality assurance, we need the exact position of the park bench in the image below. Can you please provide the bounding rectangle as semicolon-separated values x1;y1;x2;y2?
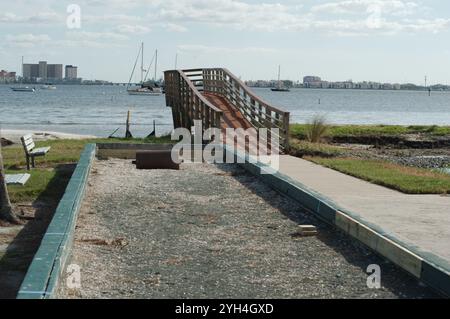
20;134;51;170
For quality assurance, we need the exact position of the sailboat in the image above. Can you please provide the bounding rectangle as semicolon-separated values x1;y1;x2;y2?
127;43;162;96
271;65;290;92
11;56;35;92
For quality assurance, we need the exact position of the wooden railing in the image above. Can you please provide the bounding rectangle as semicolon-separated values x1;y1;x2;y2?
164;69;222;131
202;68;290;150
165;68;290;150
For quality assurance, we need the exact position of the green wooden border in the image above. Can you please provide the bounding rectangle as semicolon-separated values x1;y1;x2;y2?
17;144;96;299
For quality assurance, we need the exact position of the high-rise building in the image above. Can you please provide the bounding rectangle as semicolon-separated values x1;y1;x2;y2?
47;64;63;80
39;61;47;79
65;65;78;79
23;64;39;79
22;61;63;80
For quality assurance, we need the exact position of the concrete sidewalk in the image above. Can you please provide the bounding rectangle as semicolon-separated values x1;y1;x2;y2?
278;155;450;265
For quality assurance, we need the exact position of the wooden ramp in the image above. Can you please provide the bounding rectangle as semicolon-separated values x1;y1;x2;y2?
164;68;291;151
202;93;253;130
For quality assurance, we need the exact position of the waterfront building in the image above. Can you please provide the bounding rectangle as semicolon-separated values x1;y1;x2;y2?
303;76;322;84
22;60;64;81
47;64;63;80
39;61;47;79
65;65;78;79
23;63;39;79
0;70;16;83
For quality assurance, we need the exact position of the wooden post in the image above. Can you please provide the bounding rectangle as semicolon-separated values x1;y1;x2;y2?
283;112;290;152
125;110;133;138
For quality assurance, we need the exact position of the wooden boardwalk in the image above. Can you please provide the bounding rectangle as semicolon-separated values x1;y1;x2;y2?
203;93;253;130
164;68;290;151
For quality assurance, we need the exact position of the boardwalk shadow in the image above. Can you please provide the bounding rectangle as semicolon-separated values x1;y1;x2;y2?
0;163;75;299
215;163;438;299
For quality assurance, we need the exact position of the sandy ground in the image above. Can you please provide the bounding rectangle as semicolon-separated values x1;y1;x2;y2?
58;159;436;299
0;129;96;144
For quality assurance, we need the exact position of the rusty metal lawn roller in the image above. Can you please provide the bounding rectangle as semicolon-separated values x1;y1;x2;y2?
135;150;180;170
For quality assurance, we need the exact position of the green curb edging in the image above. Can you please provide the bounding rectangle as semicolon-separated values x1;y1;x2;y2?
225;147;450;297
16;144;96;299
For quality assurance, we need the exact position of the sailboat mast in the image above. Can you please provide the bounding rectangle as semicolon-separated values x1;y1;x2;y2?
21;56;24;84
278;65;281;88
141;42;144;84
154;49;158;82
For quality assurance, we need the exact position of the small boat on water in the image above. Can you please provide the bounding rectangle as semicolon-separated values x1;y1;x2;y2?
127;43;162;96
41;83;57;90
11;86;35;92
271;65;290;92
127;86;162;96
271;87;290;92
11;56;36;92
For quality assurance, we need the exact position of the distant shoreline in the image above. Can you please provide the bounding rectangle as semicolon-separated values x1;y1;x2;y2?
248;86;449;92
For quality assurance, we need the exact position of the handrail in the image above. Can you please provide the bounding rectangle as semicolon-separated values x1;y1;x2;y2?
164;69;223;131
164;67;291;151
202;68;290;150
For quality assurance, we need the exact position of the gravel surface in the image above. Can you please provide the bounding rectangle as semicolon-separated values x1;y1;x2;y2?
335;145;450;169
58;159;437;299
392;155;450;169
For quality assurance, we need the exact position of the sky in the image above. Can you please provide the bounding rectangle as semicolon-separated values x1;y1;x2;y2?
1;0;450;84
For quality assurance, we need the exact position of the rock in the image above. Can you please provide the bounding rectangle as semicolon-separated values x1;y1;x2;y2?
1;137;13;146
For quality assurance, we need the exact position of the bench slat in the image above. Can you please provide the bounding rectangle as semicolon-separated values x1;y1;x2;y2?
30;146;51;156
22;134;33;141
26;142;35;152
21;134;35;153
5;174;31;185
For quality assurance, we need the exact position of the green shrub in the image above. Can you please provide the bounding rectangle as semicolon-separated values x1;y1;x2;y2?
305;115;329;143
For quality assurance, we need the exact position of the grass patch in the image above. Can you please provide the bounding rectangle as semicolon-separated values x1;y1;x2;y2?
2;136;171;203
290;140;344;158
290;124;450;139
307;157;450;194
2;136;172;169
5;168;72;203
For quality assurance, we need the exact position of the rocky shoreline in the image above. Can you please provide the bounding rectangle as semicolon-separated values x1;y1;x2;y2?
327;134;450;171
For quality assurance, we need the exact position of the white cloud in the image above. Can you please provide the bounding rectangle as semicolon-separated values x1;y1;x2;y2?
178;44;279;54
166;23;188;32
114;24;151;34
84;14;143;24
0;11;62;24
0;0;448;37
311;0;419;16
145;0;449;35
65;31;129;41
5;33;52;48
149;0;304;31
